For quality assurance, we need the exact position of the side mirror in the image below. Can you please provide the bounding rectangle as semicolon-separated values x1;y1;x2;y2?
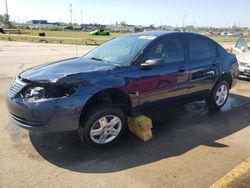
140;58;165;69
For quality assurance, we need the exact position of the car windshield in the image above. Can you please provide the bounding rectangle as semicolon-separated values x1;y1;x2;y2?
84;35;156;65
235;38;248;50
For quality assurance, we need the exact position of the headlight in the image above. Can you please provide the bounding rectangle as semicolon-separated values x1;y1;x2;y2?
239;62;250;67
24;87;45;99
239;62;245;66
21;84;78;101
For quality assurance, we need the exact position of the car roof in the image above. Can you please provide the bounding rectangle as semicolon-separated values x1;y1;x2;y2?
130;31;221;46
130;31;181;37
130;31;212;38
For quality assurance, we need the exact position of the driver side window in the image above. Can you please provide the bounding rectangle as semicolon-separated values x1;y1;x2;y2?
144;37;185;63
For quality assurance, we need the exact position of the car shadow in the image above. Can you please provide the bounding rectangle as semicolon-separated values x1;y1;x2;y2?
29;93;250;173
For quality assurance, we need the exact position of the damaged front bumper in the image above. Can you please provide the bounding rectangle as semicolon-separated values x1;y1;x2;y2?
6;87;91;132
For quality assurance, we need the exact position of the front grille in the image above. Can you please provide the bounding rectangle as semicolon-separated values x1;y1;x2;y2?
8;77;26;98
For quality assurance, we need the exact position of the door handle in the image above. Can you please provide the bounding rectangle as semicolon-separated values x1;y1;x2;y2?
179;66;186;72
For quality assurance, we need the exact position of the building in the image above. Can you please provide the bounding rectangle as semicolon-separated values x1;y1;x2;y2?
26;20;61;29
26;20;48;25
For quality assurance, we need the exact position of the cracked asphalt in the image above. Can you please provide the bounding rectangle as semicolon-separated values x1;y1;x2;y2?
0;41;250;188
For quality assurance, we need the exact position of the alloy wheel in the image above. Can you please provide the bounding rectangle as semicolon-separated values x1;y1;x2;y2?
215;84;228;106
90;115;122;144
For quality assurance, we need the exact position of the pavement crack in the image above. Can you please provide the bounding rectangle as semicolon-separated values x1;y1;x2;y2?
51;171;68;180
18;63;24;69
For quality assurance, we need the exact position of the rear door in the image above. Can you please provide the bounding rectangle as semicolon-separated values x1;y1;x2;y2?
187;34;219;97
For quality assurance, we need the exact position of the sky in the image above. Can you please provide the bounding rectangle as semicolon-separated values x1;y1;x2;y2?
0;0;250;27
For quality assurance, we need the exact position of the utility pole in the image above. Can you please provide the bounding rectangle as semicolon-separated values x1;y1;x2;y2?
81;10;83;25
70;4;72;26
5;0;9;23
73;12;76;25
182;14;186;30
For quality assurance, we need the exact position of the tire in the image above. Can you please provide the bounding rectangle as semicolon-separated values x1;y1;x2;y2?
207;80;229;111
78;103;127;147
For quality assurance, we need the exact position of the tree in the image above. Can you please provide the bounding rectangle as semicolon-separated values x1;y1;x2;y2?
120;21;127;27
0;14;10;24
0;15;5;22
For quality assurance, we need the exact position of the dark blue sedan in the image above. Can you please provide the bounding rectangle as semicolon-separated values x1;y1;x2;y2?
6;31;238;146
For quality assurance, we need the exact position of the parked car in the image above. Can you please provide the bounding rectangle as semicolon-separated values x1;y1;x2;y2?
89;29;110;36
234;38;250;78
63;26;73;30
6;31;238;146
0;27;4;34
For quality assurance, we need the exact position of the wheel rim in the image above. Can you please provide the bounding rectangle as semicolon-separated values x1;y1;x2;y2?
215;84;228;106
90;115;122;144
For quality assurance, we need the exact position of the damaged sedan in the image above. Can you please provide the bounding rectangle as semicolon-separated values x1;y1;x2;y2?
6;31;238;146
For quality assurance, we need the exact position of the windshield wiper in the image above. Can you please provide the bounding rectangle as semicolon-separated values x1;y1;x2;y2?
90;57;106;62
90;57;120;66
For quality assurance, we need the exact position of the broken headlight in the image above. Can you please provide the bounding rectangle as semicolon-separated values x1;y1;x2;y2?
24;87;45;100
22;84;78;101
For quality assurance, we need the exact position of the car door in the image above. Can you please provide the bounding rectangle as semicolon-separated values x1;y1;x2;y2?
138;35;189;109
186;34;219;98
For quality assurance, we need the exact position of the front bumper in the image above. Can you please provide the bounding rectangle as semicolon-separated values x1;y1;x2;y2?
6;93;90;132
239;65;250;78
10;113;47;131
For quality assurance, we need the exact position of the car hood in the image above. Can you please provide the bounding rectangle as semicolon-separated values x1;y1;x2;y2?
237;50;250;64
19;57;116;83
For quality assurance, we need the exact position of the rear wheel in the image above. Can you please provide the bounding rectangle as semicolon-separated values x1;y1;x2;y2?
207;80;229;111
79;104;127;146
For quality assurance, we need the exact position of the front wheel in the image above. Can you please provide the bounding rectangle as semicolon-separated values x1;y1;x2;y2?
207;80;229;111
78;104;127;147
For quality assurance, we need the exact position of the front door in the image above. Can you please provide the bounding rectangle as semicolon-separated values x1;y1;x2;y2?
138;35;189;109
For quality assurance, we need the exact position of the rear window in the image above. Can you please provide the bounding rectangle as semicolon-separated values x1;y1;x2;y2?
188;35;217;60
